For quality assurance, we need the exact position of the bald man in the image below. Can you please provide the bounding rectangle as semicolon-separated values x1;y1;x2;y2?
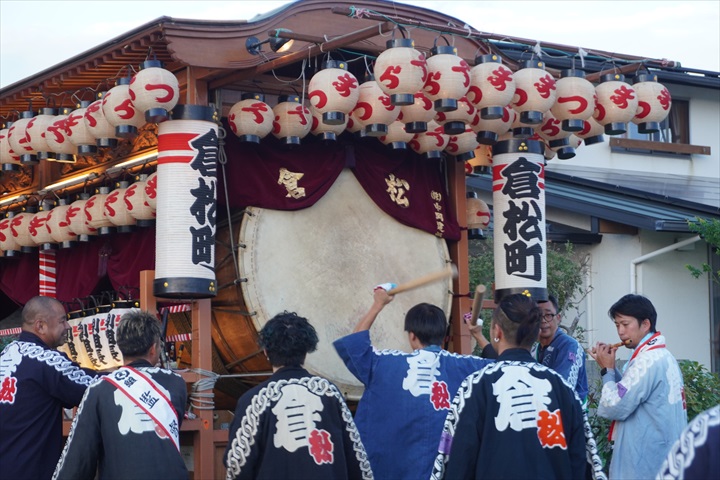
0;296;99;480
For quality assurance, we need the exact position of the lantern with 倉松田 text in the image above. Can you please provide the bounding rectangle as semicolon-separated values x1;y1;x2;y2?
512;60;557;126
550;69;595;132
228;93;274;144
632;73;672;134
374;38;428;106
308;60;359;125
593;73;638;135
423;45;471;112
129;60;180;123
467;54;516;120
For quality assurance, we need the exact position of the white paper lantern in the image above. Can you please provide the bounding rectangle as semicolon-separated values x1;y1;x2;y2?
351;78;399;136
228;93;274;143
445;127;479;162
67;101;98;155
576;117;605;146
272;95;311;145
129;60;180;123
512;60;557;126
85;95;118;148
435;96;476;135
7;111;37;165
104;181;136;232
632;73;672;134
535;110;574;159
0;126;22;172
593;73;638;135
468;54;516;120
398;92;435;133
67;193;98;241
103;77;146;138
144;171;158;210
551;69;595;132
46;198;78;247
85;186;115;234
27;108;57;160
309;106;347;142
0;213;21;255
124;175;156;226
46;107;78;162
409;120;448;159
472;105;514;145
379;120;414;150
28;204;57;250
10;210;37;252
423;45;471;112
374;38;428;106
308;60;359;125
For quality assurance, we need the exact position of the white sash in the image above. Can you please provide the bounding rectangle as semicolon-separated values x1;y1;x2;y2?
104;366;180;451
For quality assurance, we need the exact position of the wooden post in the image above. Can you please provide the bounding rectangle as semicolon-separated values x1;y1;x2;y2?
192;298;214;480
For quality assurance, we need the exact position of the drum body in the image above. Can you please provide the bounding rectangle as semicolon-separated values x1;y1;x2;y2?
233;168;452;399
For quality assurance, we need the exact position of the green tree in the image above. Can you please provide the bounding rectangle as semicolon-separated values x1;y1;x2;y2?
686;217;720;284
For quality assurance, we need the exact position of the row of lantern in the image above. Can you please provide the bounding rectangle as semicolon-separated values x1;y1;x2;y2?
0;60;179;168
0;172;157;256
228;39;670;163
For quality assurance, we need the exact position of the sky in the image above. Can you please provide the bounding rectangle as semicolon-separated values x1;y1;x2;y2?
1;0;719;89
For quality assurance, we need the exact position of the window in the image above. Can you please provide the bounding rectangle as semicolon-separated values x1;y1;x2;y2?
624;99;689;144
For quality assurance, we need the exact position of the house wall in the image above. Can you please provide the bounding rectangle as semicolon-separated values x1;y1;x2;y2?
567;231;712;369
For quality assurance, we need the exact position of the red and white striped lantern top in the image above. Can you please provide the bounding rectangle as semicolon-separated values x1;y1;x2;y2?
308;60;360;125
0;127;21;167
104;183;137;227
374;38;428;106
102;78;146;136
632;73;672;133
85;97;118;143
512;60;557;125
550;69;596;132
7;113;36;158
228;93;274;143
129;60;180;123
67;195;97;237
272;95;311;143
27;108;57;159
423;45;471;112
0;215;20;252
30;208;55;245
144;171;158;211
468;54;516;119
593;73;638;135
124;177;156;222
47;200;78;243
10;211;37;248
46;109;78;157
85;187;114;229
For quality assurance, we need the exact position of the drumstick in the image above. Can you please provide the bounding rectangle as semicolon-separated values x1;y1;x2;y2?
469;285;487;326
386;264;457;296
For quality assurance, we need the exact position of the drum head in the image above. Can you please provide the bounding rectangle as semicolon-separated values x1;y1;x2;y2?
239;169;451;399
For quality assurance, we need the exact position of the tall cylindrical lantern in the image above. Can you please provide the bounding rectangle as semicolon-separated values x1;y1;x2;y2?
104;181;136;233
272;95;311;145
308;60;359;125
491;138;547;303
467;54;516;120
47;198;77;248
103;77;146;138
550;69;595;132
632;73;672;134
85;94;119;148
593;73;638;135
8;111;37;165
423;45;471;112
125;174;156;227
473;105;514;145
27;108;57;160
0;126;22;172
67;101;98;155
408;120;448;159
46;107;78;162
399;92;435;133
67;193;98;242
154;105;218;298
512;60;557;126
85;186;115;235
374;38;428;106
0;212;21;257
228;93;274;143
129;60;180;123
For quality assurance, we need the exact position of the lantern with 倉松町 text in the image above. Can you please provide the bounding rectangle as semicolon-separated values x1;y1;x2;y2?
467;54;516;120
632;73;672;134
423;45;471;112
512;60;557;126
491;138;547;303
228;93;274;144
308;60;359;125
593;73;638;135
129;60;180;123
374;38;428;106
103;77;146;138
550;69;595;132
154;105;219;299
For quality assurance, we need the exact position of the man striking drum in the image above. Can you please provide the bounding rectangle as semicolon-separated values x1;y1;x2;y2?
333;286;494;479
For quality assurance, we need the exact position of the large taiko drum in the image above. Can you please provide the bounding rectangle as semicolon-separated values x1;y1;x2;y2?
216;168;452;399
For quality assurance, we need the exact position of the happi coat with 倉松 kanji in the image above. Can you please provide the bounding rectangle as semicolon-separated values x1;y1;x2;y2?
333;330;493;480
431;348;606;480
224;366;372;480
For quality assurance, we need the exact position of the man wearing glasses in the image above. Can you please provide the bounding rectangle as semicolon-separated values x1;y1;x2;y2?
473;294;588;404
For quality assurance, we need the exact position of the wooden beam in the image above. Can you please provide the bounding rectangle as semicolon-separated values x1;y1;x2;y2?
585;63;645;83
209;21;395;90
609;137;711;156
